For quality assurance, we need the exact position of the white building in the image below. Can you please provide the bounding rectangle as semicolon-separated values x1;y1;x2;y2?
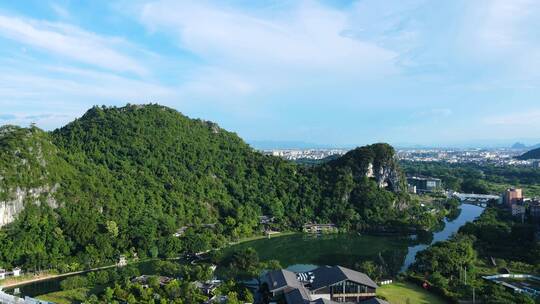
0;269;5;280
117;255;127;267
12;267;21;277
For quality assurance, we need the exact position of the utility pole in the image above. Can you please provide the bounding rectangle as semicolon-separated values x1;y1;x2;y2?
472;286;475;304
464;267;467;285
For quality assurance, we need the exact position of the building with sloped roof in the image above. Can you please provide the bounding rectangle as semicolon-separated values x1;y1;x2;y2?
261;265;382;304
264;269;302;297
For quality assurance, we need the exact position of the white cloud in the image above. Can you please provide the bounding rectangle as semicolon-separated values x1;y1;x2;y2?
460;0;540;80
483;110;540;126
474;0;537;49
50;3;70;19
0;65;175;102
414;108;453;118
0;15;147;75
138;0;399;83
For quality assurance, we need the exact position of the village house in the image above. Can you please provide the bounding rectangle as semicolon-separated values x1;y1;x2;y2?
117;255;127;267
261;265;387;304
131;275;173;288
12;267;21;277
0;269;5;280
193;280;220;296
303;223;337;234
174;226;188;237
259;215;275;225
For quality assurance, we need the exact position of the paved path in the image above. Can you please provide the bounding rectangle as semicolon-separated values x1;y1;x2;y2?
1;264;118;289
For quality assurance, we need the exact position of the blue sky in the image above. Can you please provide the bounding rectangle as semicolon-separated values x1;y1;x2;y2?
1;0;540;147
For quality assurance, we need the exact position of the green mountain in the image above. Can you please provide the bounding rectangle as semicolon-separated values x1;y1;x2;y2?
517;147;540;160
0;104;433;271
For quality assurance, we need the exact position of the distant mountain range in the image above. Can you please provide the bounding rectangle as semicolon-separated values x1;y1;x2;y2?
517;147;540;160
511;142;540;150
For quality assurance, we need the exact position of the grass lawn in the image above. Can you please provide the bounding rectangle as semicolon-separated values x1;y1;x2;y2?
36;288;89;304
377;282;449;304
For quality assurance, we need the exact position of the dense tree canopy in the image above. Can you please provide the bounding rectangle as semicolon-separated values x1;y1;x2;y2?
0;104;436;270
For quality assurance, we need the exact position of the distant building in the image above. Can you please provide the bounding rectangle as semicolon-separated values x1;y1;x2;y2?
132;275;173;288
407;176;442;193
12;267;21;277
0;269;5;280
117;255;127;267
259;215;275;225
512;204;526;216
532;160;540;169
303;223;337;234
173;226;188;237
529;201;540;219
503;188;523;208
261;266;383;304
193;281;220;295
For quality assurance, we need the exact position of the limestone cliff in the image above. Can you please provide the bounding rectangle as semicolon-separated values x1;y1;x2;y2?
328;143;404;193
0;185;58;227
0;126;65;227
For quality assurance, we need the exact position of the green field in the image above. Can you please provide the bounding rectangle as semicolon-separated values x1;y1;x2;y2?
377;282;449;304
36;288;89;304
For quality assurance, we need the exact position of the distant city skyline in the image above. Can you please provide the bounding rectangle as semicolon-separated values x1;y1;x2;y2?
1;1;540;146
247;138;540;150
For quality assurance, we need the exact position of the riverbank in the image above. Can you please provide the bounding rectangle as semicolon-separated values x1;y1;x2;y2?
0;257;165;290
0;232;292;295
229;231;296;245
0;271;59;289
0;264;118;289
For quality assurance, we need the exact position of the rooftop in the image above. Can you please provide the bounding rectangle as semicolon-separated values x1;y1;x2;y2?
310;266;378;290
264;265;379;304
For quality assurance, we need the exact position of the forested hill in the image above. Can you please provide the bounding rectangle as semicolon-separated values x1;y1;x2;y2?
0;104;428;270
517;147;540;160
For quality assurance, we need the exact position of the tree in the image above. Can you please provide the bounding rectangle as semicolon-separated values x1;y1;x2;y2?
106;220;119;238
356;261;382;281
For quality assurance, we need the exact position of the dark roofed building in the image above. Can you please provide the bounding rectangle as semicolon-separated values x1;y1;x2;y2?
263;269;301;296
284;286;312;304
310;266;378;291
262;266;378;304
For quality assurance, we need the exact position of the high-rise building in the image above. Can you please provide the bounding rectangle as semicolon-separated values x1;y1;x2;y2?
503;188;523;208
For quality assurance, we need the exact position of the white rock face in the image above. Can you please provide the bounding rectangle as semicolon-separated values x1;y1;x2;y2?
366;163;374;178
0;185;58;227
365;161;401;192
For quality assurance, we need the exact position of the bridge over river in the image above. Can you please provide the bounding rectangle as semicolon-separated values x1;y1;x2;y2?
453;192;500;206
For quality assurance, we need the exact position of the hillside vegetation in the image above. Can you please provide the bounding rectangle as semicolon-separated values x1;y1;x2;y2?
518;147;540;160
0;104;438;271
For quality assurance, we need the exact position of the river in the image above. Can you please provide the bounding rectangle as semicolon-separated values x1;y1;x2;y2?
399;203;484;272
220;203;484;275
